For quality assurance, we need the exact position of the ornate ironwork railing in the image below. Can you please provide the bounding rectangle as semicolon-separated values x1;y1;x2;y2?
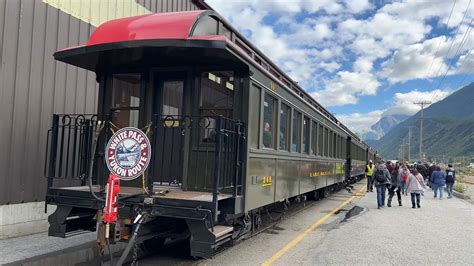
45;114;246;206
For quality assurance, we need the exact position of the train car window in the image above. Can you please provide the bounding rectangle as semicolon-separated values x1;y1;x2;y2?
200;71;234;108
311;121;318;155
318;124;323;156
263;94;277;149
111;74;141;128
279;103;290;151
342;137;346;159
291;111;301;152
329;130;333;158
218;21;232;39
338;136;342;158
193;15;218;36
199;71;234;142
249;85;261;149
162;81;183;117
302;117;310;154
324;127;329;157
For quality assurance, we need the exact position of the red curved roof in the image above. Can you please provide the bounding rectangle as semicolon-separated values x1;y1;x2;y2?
86;11;206;46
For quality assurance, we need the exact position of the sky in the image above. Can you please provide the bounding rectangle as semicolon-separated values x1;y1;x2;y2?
205;0;474;134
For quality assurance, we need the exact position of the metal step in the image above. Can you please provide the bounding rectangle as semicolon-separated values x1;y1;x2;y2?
211;225;234;239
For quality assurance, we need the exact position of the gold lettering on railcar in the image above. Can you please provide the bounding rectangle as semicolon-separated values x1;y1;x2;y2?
270;81;277;92
335;163;345;174
309;171;331;177
262;176;273;187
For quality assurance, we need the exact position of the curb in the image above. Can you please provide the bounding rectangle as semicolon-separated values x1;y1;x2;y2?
453;190;470;200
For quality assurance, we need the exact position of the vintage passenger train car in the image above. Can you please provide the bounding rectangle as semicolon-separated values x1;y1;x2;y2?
45;10;380;258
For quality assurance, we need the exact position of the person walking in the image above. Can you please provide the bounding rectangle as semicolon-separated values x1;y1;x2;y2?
445;164;456;199
416;161;428;181
427;163;437;188
430;166;446;199
366;160;375;192
373;162;391;209
387;165;402;207
406;168;426;208
399;164;410;195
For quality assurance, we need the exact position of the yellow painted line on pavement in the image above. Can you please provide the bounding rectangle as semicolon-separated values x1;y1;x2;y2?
261;185;366;266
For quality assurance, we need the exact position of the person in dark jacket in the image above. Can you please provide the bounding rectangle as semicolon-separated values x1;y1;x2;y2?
427;163;437;188
445;164;456;199
387;165;402;207
416;161;428;180
386;161;394;174
374;162;391;209
430;166;446;199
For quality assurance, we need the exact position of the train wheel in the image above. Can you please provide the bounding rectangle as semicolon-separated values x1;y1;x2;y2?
313;190;320;201
319;188;329;199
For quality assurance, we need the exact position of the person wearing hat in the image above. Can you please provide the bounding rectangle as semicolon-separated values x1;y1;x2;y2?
366;160;375;192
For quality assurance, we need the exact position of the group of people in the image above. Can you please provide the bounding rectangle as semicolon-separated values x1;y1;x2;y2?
365;160;456;209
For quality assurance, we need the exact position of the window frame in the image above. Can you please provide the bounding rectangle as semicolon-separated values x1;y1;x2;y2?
311;121;318;155
302;116;310;154
279;102;291;151
291;110;302;153
262;93;277;149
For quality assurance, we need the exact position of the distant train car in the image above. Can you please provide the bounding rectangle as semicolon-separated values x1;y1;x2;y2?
44;11;379;259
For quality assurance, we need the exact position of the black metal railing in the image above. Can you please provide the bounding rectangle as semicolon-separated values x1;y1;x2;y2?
44;114;109;190
151;115;246;197
45;114;246;209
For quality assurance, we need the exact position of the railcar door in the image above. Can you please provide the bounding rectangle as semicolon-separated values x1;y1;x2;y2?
152;71;187;186
186;71;236;191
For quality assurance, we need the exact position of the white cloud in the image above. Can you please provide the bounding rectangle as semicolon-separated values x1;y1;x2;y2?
456;50;474;74
312;71;380;106
383;89;453;116
345;0;374;14
206;0;473;106
337;110;385;133
380;43;448;83
337;88;453;134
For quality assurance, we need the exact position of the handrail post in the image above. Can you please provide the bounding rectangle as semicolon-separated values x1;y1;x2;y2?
212;116;223;222
148;115;157;194
233;122;239;197
46;115;59;197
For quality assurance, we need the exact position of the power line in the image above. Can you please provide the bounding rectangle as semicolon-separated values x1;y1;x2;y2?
430;0;471;90
425;0;458;78
432;19;473;94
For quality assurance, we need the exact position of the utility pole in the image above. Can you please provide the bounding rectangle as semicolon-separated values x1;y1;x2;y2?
414;101;431;161
408;126;414;162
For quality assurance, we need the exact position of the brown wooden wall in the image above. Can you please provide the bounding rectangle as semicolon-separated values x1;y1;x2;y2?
0;0;204;204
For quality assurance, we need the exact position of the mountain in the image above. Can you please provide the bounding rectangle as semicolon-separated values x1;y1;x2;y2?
361;114;409;140
372;82;474;159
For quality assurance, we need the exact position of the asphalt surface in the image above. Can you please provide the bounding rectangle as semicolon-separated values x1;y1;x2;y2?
142;182;474;265
3;181;473;265
275;187;474;265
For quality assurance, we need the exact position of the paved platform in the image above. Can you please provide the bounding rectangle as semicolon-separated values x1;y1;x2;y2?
2;181;473;265
272;187;474;265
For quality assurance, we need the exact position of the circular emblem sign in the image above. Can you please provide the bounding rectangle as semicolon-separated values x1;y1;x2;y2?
105;127;151;181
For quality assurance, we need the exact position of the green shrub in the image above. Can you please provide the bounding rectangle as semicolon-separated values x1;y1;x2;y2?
454;183;466;194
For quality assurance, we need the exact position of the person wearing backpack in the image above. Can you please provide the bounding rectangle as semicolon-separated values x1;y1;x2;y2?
399;164;410;195
387;165;402;207
445;164;456;199
430;166;446;199
406;168;426;208
373;162;391;209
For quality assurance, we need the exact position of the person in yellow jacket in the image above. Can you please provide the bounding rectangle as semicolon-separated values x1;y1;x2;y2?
366;160;375;192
